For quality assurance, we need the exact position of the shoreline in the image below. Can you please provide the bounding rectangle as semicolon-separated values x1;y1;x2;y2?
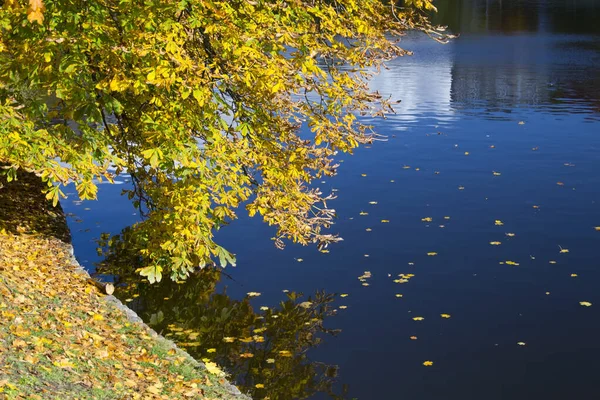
0;171;249;399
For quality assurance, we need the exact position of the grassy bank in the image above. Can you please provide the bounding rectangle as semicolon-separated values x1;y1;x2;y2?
0;172;247;399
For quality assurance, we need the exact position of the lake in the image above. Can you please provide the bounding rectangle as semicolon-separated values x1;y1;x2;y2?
62;1;600;399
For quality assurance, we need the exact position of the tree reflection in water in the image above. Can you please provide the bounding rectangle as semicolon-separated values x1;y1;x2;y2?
95;228;348;399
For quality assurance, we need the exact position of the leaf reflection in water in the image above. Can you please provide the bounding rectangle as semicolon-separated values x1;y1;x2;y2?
95;228;347;399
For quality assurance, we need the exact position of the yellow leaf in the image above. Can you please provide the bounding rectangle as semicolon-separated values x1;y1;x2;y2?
517;342;526;346
246;292;261;297
204;361;225;376
412;317;424;321
440;314;451;318
27;0;45;24
423;361;433;366
489;241;501;246
255;384;265;389
580;301;592;307
421;217;432;222
427;252;437;256
495;220;504;226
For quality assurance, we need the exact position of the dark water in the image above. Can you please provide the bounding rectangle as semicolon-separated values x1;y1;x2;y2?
62;1;600;399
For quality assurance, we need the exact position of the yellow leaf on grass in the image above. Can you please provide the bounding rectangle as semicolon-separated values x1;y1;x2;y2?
204;361;225;376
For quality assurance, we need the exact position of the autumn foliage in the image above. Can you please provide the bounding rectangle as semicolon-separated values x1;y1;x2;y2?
0;0;447;282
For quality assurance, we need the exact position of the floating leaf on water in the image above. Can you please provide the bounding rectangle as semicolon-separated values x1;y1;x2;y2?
557;182;564;186
493;171;501;176
381;219;390;223
247;292;261;297
545;292;550;295
506;233;516;237
458;186;465;190
559;246;569;253
369;201;378;205
427;252;438;256
505;260;520;266
296;258;303;262
595;227;600;231
423;361;433;366
440;314;451;318
421;217;433;222
403;165;411;169
362;282;370;286
495;220;504;226
339;305;348;309
259;306;269;311
410;336;417;340
518;121;525;125
490;241;502;246
361;174;367;177
340;293;349;297
366;228;372;232
464;152;470;155
517;342;526;346
413;317;424;321
359;211;369;216
395;294;403;298
549;261;557;264
444;216;451;220
570;274;578;277
580;301;592;307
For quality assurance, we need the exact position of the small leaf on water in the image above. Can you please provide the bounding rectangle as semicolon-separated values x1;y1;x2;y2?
247;292;261;297
495;220;504;226
517;342;526;346
490;241;501;246
580;301;592;307
440;314;451;318
413;317;424;321
423;361;433;366
427;252;438;256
